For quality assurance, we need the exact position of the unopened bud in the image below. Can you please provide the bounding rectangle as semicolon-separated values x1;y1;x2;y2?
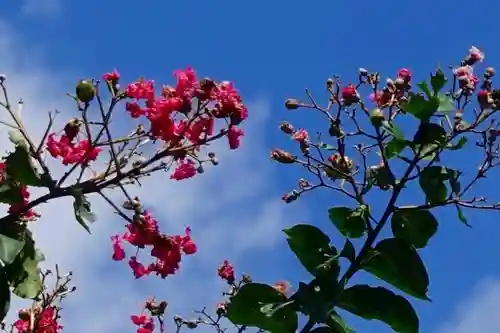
279;121;295;134
485;67;496;78
196;165;204;174
186;320;198;329
18;309;30;321
359;68;368;76
242;274;252;283
386;78;395;88
75;80;96;103
270;149;296;164
282;190;299;203
394;77;406;89
0;74;6;82
174;315;183;324
216;303;227;317
285;98;301;110
370;108;385;127
135;124;145;135
326;78;334;88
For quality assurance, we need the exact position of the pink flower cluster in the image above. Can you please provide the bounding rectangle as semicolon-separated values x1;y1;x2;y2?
111;211;197;279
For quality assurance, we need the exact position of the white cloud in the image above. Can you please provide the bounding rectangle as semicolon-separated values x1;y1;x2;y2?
435;277;500;333
20;0;61;19
0;18;301;333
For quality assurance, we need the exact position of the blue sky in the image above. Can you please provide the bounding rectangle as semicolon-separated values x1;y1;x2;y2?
2;1;500;333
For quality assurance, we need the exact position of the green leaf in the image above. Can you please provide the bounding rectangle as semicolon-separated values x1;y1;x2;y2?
446;137;467;150
0;273;10;322
361;238;430;300
413;123;447;147
381;121;404;140
417;82;432;99
284;224;336;276
227;283;298;333
328;206;368;238
403;94;438;120
339;239;356;263
326;311;356;333
419;166;449;204
338;285;419;333
0;182;23;204
391;209;438;248
5;233;44;299
5;146;44;187
385;139;408;160
446;169;461;196
430;69;447;94
73;193;97;233
0;234;25;265
436;94;454;113
291;278;339;322
456;205;471;227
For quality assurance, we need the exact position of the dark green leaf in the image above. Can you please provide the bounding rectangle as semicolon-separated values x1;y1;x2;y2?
284;224;335;276
73;194;97;233
385;139;408;160
391;209;438;248
291;278;339;322
0;234;25;265
0;273;10;322
403;94;438;120
328;206;367;238
5;146;44;187
5;234;44;299
326;311;356;333
0;182;22;204
419;166;449;204
446;137;467;150
338;285;419;333
437;94;454;113
227;283;298;333
381;121;404;140
361;238;430;300
446;169;461;196
413;123;447;147
339;239;356;263
430;69;447;94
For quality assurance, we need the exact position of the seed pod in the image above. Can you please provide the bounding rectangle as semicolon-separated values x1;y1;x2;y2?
75;80;95;103
370;108;385;127
285;98;301;110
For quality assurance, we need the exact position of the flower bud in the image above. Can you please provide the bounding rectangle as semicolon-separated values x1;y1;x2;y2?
282;190;299;203
242;274;252;283
216;303;227;317
485;67;496;78
394;77;406;89
270;149;296;164
370;108;385;127
279;121;295;134
186;320;198;329
326;78;334;88
359;68;368;76
18;309;30;321
285;98;301;110
75;80;96;103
